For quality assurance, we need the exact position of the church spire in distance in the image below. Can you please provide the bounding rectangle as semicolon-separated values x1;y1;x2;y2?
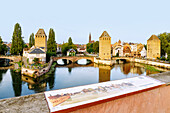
89;32;91;43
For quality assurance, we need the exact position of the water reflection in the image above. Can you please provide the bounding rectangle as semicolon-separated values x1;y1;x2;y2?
21;68;56;92
0;62;164;99
10;70;22;97
0;59;10;67
0;70;8;83
98;65;111;82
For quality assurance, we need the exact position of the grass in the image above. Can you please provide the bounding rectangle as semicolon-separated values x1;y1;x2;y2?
141;64;161;72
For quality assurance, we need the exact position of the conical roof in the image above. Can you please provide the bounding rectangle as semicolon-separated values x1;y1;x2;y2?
147;35;160;41
118;40;121;44
35;29;47;37
99;31;111;38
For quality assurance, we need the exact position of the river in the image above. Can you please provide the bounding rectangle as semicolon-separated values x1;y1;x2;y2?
0;59;161;99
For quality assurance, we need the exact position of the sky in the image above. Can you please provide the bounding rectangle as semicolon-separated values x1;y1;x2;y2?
0;0;170;44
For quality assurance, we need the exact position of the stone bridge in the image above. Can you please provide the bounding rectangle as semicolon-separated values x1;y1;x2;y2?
0;56;21;62
56;62;94;68
53;56;94;63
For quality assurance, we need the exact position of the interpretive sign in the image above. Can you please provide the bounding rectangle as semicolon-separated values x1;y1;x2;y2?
44;76;165;113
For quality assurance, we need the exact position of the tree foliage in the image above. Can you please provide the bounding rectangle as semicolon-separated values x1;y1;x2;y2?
29;33;34;48
86;41;99;54
10;23;24;55
61;37;77;55
157;32;170;61
0;36;8;55
47;28;57;53
33;58;40;64
86;43;93;53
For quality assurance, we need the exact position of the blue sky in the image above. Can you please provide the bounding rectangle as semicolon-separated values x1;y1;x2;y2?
0;0;170;44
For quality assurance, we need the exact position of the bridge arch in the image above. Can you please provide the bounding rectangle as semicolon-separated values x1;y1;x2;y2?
53;56;94;64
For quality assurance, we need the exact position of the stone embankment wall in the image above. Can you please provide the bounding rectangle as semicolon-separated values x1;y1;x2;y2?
95;57;170;69
21;58;53;78
0;71;169;113
134;59;170;69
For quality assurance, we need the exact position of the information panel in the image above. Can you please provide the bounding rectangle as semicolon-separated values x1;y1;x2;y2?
44;76;164;113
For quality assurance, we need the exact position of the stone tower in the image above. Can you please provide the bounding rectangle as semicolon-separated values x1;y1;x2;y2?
89;33;91;43
99;31;111;60
147;35;160;59
35;29;47;52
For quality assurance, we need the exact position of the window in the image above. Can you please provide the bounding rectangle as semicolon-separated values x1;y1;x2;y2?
104;53;105;55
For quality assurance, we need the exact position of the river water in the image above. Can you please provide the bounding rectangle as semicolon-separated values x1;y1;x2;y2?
0;59;161;99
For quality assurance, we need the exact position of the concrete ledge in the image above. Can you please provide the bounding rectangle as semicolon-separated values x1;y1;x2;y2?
0;93;49;113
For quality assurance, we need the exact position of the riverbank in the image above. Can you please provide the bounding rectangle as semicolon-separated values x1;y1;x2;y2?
0;71;169;113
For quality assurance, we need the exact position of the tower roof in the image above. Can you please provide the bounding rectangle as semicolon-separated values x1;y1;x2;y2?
147;35;160;41
99;31;111;38
35;29;47;37
118;40;121;44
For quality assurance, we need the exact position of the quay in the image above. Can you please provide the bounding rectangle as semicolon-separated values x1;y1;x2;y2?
0;71;169;113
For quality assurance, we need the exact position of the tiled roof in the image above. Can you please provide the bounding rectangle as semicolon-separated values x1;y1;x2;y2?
29;48;45;54
148;35;160;41
35;29;47;37
100;31;111;38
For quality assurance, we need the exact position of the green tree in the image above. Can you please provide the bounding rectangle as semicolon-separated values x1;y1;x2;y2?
61;37;77;55
47;28;57;53
93;41;99;53
144;44;147;50
0;36;8;55
23;44;28;48
86;43;93;53
29;33;34;48
158;32;169;56
68;37;73;45
33;58;40;64
10;23;24;55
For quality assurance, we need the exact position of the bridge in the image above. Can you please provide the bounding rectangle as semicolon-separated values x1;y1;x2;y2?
53;56;94;63
56;62;94;68
0;56;21;62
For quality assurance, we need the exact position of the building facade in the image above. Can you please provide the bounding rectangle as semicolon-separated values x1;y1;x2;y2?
23;46;46;64
147;35;160;59
99;31;111;60
112;41;146;57
35;29;47;52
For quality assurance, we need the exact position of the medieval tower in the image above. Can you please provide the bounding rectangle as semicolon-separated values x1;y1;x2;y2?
147;35;160;59
99;31;111;60
35;29;47;52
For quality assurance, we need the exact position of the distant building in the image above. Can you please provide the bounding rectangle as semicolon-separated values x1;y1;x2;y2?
147;35;160;59
112;40;146;57
77;48;86;54
67;49;76;56
89;33;95;43
23;46;46;64
35;29;47;52
99;31;111;60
